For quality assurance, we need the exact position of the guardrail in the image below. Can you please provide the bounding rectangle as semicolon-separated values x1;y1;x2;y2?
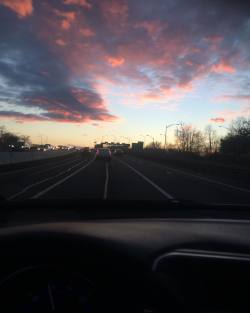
0;150;75;165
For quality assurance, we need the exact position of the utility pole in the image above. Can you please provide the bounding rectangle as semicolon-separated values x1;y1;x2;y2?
38;135;43;145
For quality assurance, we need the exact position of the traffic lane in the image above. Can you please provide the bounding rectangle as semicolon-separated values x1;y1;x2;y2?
37;156;169;201
1;153;83;199
38;158;106;199
10;158;93;200
122;155;250;204
1;153;88;199
108;157;167;200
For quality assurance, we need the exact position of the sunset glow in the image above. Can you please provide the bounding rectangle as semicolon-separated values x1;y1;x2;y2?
0;0;250;146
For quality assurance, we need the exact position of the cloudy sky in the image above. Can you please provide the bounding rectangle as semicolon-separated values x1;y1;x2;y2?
0;0;250;145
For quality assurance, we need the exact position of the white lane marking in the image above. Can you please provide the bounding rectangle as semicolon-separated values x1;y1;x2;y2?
129;156;250;194
103;162;109;200
30;158;95;199
30;157;82;177
48;283;56;311
116;158;175;200
163;165;250;194
7;160;88;200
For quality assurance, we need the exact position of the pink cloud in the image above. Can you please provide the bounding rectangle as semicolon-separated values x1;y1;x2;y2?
3;0;248;126
141;92;163;101
80;27;95;37
55;39;67;46
0;0;33;18
63;0;92;9
62;20;70;30
213;107;250;121
211;62;235;74
218;95;250;102
204;35;223;44
53;9;76;30
210;117;225;123
107;56;125;67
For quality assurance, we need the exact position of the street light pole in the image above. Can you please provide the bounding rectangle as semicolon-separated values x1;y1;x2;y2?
164;123;180;150
121;136;131;145
146;134;155;146
146;135;154;141
160;133;165;148
38;135;43;145
139;134;146;142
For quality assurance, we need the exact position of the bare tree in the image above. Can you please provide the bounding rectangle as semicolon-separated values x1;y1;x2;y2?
204;125;220;154
146;141;162;149
20;135;31;146
220;117;250;156
175;123;205;153
0;126;32;151
229;117;250;136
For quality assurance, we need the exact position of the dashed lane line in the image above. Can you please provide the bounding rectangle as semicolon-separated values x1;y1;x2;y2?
103;161;109;200
30;158;95;199
8;159;92;200
116;158;176;200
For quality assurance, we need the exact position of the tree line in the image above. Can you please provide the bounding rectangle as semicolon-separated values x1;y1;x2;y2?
146;117;250;158
0;126;31;151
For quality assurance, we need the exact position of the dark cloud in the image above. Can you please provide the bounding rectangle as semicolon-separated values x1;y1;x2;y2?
0;0;116;123
0;111;45;121
0;0;250;122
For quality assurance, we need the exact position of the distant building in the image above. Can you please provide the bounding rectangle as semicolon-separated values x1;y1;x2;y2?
131;141;144;151
94;142;130;152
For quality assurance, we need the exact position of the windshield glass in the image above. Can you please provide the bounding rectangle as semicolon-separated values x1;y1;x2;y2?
0;0;250;205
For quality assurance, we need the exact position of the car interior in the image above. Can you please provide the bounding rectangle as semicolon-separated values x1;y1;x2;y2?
0;199;250;313
1;0;250;312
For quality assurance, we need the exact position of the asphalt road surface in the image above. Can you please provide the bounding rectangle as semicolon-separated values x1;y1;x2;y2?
1;152;250;204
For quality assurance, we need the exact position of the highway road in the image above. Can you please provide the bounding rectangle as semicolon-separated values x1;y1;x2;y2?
1;152;250;204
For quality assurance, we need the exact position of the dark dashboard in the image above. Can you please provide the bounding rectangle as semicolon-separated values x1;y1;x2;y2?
0;200;250;312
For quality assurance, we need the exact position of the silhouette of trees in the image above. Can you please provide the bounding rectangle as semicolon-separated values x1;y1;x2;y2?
175;123;204;153
220;117;250;157
146;141;162;149
0;126;31;151
204;125;220;154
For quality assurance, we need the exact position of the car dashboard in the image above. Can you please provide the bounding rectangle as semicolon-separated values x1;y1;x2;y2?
0;217;250;312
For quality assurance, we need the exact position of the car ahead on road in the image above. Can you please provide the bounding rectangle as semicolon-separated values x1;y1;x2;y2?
96;148;112;160
114;148;124;156
80;147;91;157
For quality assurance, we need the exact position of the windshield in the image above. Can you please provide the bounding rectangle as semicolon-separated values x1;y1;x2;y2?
0;0;250;206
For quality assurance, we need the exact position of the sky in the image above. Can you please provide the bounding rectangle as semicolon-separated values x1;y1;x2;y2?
0;0;250;146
